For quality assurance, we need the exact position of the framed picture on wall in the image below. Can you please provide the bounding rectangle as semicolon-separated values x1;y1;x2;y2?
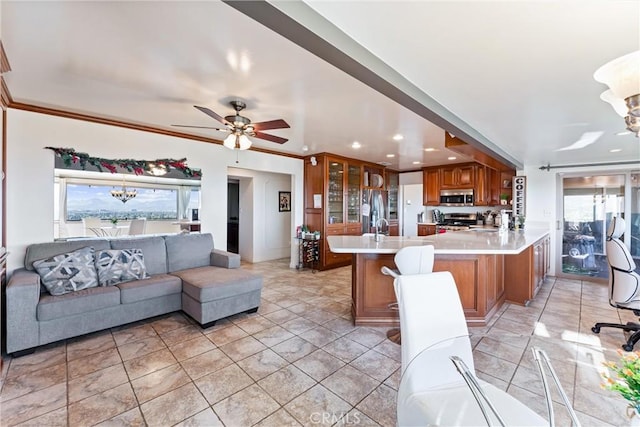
279;191;291;212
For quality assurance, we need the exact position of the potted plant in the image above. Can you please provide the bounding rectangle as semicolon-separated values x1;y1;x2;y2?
500;194;510;205
603;350;640;421
110;217;119;226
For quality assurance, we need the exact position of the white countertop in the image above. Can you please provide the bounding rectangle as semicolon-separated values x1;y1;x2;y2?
327;228;549;255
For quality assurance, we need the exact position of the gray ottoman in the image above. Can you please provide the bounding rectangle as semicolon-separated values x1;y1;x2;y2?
174;266;263;327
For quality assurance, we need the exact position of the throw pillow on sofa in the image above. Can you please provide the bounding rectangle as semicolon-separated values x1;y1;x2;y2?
33;246;99;296
95;248;149;286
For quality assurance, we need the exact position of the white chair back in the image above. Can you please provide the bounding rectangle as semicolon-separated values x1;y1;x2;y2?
606;216;640;304
128;218;146;236
394;245;435;275
395;271;472;375
82;217;102;236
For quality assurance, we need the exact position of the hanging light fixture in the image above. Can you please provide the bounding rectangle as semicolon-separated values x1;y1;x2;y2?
110;175;137;203
223;132;252;150
594;50;640;137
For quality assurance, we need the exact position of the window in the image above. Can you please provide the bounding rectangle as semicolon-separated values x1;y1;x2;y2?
65;183;180;221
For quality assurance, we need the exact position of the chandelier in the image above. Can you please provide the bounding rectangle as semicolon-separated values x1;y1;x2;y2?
110;175;137;203
594;50;640;137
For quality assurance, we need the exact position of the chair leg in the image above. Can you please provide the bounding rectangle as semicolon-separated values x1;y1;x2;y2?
624;329;640;352
592;321;640;351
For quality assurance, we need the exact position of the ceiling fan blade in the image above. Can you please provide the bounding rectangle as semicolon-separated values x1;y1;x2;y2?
252;119;290;131
254;131;288;144
194;105;229;125
171;124;228;131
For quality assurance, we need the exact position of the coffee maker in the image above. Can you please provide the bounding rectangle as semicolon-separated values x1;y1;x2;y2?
431;209;444;224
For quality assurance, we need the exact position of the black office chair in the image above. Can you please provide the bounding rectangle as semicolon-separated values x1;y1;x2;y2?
592;216;640;351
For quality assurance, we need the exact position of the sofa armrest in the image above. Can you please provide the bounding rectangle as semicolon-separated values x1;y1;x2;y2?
211;249;241;269
6;268;41;353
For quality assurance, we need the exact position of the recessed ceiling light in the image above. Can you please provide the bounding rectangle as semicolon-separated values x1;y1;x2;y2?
301;145;309;152
386;154;395;158
448;156;457;160
412;161;422;165
393;134;403;141
352;141;361;149
610;148;622;152
424;148;436;152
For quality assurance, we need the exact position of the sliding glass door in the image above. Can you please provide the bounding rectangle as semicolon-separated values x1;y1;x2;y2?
560;174;625;280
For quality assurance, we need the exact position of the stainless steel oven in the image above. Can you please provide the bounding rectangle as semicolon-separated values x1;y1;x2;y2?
440;189;474;206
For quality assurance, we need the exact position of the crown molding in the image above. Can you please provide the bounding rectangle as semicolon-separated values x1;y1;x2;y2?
8;102;304;160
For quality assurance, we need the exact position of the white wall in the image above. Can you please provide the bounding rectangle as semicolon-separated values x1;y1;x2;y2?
6;109;303;272
228;167;292;263
399;171;422;185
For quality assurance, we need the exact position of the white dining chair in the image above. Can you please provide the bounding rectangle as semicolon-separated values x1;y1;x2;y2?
395;272;579;426
128;218;146;236
82;217;102;237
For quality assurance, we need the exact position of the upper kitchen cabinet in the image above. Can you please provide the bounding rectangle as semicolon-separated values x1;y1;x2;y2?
423;167;440;206
440;163;475;189
474;165;489;206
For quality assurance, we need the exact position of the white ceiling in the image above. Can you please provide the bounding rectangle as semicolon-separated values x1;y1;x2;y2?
2;1;639;171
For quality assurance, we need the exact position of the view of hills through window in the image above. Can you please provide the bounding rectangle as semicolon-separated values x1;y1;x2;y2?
65;183;199;221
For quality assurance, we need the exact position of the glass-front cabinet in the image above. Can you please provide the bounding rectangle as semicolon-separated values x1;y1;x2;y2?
327;160;344;225
347;164;361;224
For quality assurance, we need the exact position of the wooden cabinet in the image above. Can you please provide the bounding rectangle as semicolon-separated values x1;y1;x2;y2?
440;164;475;189
504;233;550;305
488;167;502;206
499;170;516;205
474;165;489;206
423;168;440;205
351;252;506;327
417;224;437;236
386;170;399;236
305;154;389;270
423;163;516;207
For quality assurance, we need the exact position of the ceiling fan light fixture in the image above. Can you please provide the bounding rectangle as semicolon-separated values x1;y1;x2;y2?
237;134;252;150
595;50;640;134
223;133;237;150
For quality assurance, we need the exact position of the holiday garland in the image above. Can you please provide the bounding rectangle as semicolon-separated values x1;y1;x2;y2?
45;147;201;178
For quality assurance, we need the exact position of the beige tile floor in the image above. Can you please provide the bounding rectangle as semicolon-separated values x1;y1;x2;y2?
0;259;637;426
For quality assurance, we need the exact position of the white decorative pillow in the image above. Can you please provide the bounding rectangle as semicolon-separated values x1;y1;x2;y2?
95;249;149;286
33;246;99;296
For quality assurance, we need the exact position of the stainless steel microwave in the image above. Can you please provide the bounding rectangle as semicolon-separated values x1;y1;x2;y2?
440;189;474;206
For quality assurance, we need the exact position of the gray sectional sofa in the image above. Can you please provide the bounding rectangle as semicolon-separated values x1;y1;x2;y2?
6;233;262;355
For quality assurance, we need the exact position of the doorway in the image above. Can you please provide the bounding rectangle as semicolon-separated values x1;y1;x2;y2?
227;179;239;254
559;172;640;281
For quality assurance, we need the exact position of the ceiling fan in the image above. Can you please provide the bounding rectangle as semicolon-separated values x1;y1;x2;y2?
172;100;290;150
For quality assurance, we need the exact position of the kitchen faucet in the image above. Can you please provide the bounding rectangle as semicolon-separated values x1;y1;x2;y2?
375;218;389;242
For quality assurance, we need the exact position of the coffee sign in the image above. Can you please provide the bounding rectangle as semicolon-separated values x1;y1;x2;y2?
513;176;526;217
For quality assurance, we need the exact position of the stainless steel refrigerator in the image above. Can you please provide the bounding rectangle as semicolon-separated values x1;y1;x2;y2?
362;189;389;234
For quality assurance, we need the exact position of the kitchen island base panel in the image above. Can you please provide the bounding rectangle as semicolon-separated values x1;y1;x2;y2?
351;253;506;327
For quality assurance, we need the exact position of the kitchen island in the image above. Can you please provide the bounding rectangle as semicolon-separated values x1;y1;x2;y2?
327;228;550;327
